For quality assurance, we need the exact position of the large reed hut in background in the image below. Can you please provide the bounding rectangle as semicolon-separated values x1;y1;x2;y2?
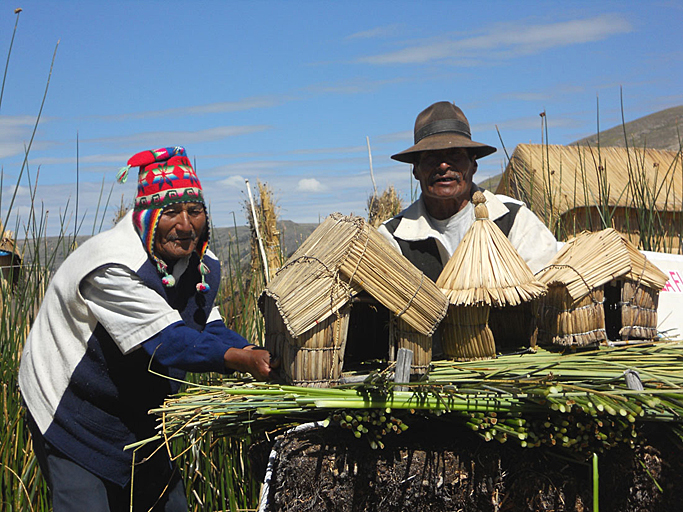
261;213;448;387
496;144;683;253
537;228;668;347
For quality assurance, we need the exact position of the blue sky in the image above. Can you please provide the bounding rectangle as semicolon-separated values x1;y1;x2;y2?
1;1;681;236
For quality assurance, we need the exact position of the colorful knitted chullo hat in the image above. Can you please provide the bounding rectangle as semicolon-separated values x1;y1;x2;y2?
117;146;211;292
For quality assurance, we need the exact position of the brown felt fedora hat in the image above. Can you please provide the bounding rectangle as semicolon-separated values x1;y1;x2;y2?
391;101;496;163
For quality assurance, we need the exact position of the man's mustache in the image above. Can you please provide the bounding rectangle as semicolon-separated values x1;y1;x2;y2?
166;231;198;242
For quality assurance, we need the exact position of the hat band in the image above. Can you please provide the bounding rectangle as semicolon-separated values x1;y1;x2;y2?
414;119;471;144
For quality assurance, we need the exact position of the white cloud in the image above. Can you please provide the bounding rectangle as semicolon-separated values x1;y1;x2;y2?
0;115;56;158
219;175;246;189
30;153;131;166
87;125;270;146
359;14;632;65
347;25;402;40
297;178;327;192
100;95;290;121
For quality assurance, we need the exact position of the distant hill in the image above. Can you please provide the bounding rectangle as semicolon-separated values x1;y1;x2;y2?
211;220;319;267
477;174;503;193
25;220;320;271
571;105;683;151
481;105;683;194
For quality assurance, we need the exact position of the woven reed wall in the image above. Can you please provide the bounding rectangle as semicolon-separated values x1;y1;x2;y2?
539;285;606;347
619;279;660;340
440;305;496;361
560;206;683;252
498;144;683;216
263;296;350;387
389;316;432;375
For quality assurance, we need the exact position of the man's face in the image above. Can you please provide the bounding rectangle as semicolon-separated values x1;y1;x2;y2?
154;202;207;264
413;148;477;205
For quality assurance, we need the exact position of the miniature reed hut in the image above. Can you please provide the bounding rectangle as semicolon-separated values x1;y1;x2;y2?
435;192;547;361
536;228;668;346
0;228;21;287
261;213;448;386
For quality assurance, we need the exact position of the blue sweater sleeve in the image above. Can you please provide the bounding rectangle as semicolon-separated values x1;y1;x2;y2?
141;319;250;373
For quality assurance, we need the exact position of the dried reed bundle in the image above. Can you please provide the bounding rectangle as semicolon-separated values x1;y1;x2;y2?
367;185;403;228
537;229;667;301
257;180;283;279
436;192;547;307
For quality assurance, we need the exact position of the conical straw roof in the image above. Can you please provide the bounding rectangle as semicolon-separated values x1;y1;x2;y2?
435;192;547;307
536;228;668;301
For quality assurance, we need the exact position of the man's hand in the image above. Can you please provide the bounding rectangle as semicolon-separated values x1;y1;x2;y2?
224;345;280;381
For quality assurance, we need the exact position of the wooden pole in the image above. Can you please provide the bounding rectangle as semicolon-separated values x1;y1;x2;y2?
245;178;270;285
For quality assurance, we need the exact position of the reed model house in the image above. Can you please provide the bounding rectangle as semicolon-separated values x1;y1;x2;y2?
536;228;669;346
260;213;448;386
435;192;547;360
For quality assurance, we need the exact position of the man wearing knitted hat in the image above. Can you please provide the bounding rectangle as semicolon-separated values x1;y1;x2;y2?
379;102;557;281
19;146;276;511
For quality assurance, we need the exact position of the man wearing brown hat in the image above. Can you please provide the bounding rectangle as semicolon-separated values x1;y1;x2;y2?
379;102;557;282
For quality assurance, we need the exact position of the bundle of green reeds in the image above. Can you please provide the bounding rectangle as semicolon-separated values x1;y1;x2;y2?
139;342;683;456
436;192;546;360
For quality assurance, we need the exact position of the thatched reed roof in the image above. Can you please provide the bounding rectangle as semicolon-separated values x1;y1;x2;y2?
262;213;448;338
0;228;21;259
536;228;669;301
435;192;547;307
496;144;683;216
